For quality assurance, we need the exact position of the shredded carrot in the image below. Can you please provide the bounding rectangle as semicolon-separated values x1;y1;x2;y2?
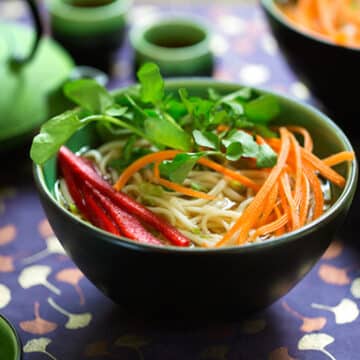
280;172;300;230
301;148;346;187
198;158;260;191
111;123;354;247
303;164;324;220
322;151;355;167
250;213;288;242
217;124;230;132
152;162;215;200
288;130;303;207
279;0;360;48
258;182;279;227
114;150;260;192
157;178;215;200
286;126;313;152
215;127;291;247
274;206;287;236
113;150;181;191
299;173;310;226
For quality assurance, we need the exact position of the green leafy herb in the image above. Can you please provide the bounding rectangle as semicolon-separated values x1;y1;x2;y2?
105;104;128;117
193;130;220;150
145;113;192;151
222;129;277;167
256;143;277;168
30;62;280;171
244;94;280;124
222;130;259;158
30;110;84;164
137;62;164;105
64;79;113;113
159;153;205;184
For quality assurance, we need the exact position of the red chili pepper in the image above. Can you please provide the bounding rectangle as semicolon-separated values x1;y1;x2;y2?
59;159;91;219
60;159;121;235
82;187;121;236
87;184;162;246
58;146;191;247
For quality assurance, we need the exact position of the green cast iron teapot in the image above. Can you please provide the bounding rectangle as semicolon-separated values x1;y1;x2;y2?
0;0;107;151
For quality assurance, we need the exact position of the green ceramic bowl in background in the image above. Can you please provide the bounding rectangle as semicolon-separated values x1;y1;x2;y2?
129;16;214;77
47;0;132;73
33;79;358;319
0;314;22;360
260;0;360;130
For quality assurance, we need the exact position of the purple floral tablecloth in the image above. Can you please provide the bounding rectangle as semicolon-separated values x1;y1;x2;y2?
1;1;360;359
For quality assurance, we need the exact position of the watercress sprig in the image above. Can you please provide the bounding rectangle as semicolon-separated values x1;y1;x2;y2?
30;62;279;184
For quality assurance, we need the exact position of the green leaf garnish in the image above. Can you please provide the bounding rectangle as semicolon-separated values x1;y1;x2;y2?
64;79;113;113
105;104;128;117
30;110;84;164
137;62;164;105
245;94;280;124
145;113;192;151
256;143;278;168
222;130;259;158
159;153;205;184
30;62;279;170
222;129;277;167
193;130;220;150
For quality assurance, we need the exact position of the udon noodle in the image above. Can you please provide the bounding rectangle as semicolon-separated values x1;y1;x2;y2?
55;139;332;247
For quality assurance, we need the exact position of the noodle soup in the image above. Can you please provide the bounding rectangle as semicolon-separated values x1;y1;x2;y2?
31;63;355;249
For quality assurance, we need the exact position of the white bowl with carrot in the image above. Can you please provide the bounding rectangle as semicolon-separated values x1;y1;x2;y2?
32;63;358;317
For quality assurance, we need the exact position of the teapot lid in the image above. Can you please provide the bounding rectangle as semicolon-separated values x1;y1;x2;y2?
0;21;74;146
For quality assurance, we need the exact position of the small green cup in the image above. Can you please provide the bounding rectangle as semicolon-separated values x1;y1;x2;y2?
0;314;22;360
129;15;214;77
48;0;132;73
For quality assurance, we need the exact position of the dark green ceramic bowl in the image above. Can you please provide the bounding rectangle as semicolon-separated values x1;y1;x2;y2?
129;16;214;78
33;80;358;319
261;0;360;129
0;314;22;360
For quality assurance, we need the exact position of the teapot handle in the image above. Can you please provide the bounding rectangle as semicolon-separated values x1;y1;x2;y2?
11;0;43;67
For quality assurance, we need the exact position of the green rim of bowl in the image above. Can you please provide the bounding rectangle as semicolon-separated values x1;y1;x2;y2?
48;0;132;36
34;79;358;255
261;0;360;52
0;314;22;360
129;15;212;63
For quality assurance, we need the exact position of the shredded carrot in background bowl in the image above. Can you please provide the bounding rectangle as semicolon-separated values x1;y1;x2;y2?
278;0;360;48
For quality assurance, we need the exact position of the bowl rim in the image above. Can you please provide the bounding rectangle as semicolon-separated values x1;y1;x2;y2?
260;0;360;52
0;313;22;360
129;14;213;62
33;78;358;255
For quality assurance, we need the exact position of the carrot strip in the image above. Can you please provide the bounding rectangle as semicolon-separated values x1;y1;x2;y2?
322;151;355;167
258;182;279;227
198;158;260;191
250;213;288;241
215;127;291;247
153;161;215;200
299;172;310;226
114;150;181;191
267;138;347;188
286;126;313;152
288;130;303;207
316;0;336;36
274;206;287;236
303;164;324;220
301;148;346;187
280;172;300;230
114;150;260;192
157;178;215;200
